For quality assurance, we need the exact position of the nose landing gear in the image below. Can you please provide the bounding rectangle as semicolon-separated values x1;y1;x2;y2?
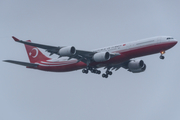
160;55;165;59
160;51;165;60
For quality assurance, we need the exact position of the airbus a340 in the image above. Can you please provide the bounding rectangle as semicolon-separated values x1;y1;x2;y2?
4;36;177;78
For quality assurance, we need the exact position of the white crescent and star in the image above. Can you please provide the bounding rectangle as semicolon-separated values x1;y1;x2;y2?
29;48;39;58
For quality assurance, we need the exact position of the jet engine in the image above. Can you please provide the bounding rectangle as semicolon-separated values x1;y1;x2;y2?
128;60;146;73
93;52;110;62
58;46;76;56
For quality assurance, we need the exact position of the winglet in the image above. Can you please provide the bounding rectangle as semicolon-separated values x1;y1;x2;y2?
12;36;20;41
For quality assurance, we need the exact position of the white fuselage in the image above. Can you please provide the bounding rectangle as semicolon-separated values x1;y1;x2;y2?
38;36;176;68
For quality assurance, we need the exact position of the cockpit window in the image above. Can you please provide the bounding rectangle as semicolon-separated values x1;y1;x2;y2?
167;37;173;40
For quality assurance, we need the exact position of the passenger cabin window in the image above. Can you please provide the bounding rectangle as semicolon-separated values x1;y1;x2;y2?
167;37;173;40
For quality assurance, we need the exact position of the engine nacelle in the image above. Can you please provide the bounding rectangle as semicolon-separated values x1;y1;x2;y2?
58;46;76;56
93;52;110;62
128;60;146;73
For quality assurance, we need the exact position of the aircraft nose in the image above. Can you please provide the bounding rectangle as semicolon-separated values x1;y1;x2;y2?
174;39;178;44
172;39;178;46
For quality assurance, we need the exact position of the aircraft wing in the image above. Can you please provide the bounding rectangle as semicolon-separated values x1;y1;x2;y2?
12;36;61;52
12;36;120;65
3;60;38;67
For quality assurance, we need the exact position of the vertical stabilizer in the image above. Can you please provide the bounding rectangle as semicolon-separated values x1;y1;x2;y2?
24;40;50;63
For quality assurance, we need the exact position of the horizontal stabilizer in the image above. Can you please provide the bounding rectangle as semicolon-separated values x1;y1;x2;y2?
3;60;38;67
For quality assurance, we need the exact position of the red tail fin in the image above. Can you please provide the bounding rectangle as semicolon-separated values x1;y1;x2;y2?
25;40;50;63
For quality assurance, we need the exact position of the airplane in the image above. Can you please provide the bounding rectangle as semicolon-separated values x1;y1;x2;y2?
4;36;177;78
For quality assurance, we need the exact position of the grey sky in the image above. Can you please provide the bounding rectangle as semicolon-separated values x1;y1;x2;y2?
0;0;180;120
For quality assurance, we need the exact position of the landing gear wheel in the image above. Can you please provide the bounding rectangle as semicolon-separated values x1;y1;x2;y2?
102;74;105;78
108;71;112;75
106;71;113;75
160;56;165;59
95;70;101;74
97;70;101;74
102;74;108;78
105;74;108;78
82;69;88;74
90;69;101;75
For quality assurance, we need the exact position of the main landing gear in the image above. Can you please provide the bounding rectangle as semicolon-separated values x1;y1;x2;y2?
102;70;113;78
82;67;101;75
160;51;165;60
82;66;114;78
